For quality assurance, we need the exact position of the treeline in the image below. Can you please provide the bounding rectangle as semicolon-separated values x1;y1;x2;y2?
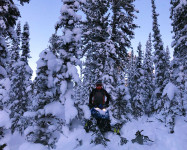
0;0;186;149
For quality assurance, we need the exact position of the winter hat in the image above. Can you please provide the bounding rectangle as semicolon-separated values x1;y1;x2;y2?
96;80;102;86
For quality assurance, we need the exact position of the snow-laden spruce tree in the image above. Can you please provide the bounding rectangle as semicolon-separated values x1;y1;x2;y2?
131;43;144;117
110;0;138;68
81;0;119;102
160;0;187;133
81;0;110;83
54;0;82;126
109;0;138;122
0;0;21;80
170;0;187;115
9;22;32;134
81;0;119;145
7;22;21;77
81;0;116;105
112;71;132;124
142;33;154;115
82;50;97;103
0;0;30;72
25;49;62;149
74;65;90;123
151;0;169;113
0;0;31;107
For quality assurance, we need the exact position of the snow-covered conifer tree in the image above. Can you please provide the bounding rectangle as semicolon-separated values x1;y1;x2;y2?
110;0;138;68
55;0;82;126
131;43;144;117
142;33;154;115
112;71;132;123
26;49;62;149
81;0;110;83
9;22;32;134
81;0;117;102
170;0;187;114
151;0;169;113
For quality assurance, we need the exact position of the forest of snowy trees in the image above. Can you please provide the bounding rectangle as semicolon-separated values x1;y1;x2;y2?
0;0;186;150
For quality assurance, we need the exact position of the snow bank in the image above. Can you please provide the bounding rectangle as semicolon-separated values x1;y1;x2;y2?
19;142;47;150
55;126;105;150
1;115;186;150
120;116;187;150
0;110;11;129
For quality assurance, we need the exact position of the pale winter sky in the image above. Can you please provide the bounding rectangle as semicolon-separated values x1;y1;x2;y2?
16;0;173;79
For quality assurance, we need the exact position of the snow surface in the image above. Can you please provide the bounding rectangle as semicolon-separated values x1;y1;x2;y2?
0;110;11;129
3;115;187;150
19;142;47;150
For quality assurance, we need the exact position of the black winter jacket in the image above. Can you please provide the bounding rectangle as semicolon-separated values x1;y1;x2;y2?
89;88;110;106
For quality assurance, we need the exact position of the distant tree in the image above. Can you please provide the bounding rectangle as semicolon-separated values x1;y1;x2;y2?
142;33;154;115
131;43;144;117
9;23;32;134
151;0;169;112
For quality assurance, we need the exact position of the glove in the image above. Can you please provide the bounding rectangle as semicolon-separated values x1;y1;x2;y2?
88;104;93;109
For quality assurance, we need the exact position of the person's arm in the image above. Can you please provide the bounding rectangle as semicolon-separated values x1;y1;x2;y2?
104;89;110;106
89;90;94;107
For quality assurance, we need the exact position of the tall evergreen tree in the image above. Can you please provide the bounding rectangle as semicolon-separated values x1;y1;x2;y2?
142;33;154;115
55;0;82;125
81;0;110;82
170;0;187;114
0;0;30;77
151;0;169;112
26;49;62;149
112;71;132;123
110;0;138;68
131;43;144;117
9;22;32;134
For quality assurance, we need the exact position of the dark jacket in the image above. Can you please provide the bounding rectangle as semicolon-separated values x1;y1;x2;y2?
89;88;110;107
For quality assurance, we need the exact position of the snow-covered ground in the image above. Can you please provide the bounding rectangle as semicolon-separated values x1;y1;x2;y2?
1;115;187;150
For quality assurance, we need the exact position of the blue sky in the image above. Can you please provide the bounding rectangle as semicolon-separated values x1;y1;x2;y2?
16;0;173;79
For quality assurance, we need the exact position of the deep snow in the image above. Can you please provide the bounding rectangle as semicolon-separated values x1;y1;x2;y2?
1;115;187;150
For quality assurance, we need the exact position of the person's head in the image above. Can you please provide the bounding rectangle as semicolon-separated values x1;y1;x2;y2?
96;80;102;89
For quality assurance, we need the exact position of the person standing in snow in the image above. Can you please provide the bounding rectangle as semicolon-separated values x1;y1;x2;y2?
86;80;111;133
89;80;110;109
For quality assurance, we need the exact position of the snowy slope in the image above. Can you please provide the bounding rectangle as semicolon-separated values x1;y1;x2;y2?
2;115;187;150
